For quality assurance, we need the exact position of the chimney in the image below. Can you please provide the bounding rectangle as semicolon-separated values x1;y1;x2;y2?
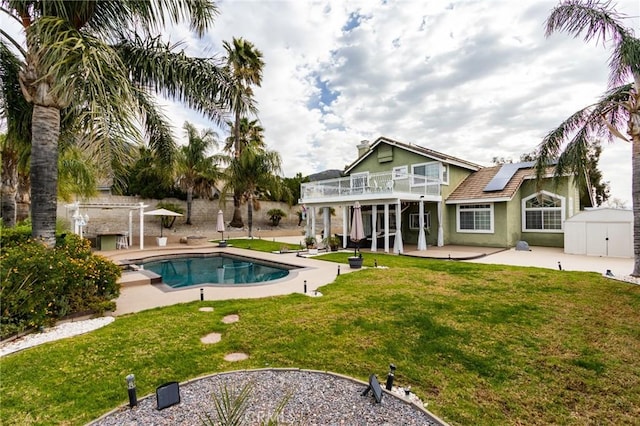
357;140;370;158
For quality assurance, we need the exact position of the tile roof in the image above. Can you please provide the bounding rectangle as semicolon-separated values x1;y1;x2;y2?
446;165;538;203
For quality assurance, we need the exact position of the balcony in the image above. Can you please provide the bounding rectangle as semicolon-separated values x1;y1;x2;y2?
301;171;441;204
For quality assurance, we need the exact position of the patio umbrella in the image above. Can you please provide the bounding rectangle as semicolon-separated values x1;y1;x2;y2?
144;208;183;237
349;202;365;256
216;210;225;241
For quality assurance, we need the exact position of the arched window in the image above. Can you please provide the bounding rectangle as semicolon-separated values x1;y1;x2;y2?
522;191;565;232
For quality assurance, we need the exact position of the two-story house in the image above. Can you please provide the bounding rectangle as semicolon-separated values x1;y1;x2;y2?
300;136;590;253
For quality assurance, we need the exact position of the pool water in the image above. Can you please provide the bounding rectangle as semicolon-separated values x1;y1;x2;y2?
143;254;291;288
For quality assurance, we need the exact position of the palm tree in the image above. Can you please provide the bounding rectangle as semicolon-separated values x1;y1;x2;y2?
0;41;31;227
224;117;266;153
222;145;283;238
1;0;234;247
223;37;265;157
223;37;264;228
175;122;221;225
536;0;640;277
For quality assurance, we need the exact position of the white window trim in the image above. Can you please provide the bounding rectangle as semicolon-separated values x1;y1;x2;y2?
521;191;565;233
441;164;449;185
456;203;494;233
409;212;431;230
393;166;408;180
411;162;442;187
350;172;369;190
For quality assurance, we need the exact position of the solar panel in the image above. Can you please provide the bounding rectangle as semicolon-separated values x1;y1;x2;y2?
483;161;536;192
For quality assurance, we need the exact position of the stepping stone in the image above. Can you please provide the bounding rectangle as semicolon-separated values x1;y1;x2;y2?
199;307;214;312
200;333;222;344
222;314;239;324
224;352;248;362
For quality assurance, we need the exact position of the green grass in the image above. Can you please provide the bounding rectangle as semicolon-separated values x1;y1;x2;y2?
2;253;640;425
222;238;302;252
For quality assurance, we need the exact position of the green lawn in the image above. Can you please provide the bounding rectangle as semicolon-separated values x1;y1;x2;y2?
1;253;639;425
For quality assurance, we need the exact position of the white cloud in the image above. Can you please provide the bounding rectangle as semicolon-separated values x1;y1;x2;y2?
2;0;636;203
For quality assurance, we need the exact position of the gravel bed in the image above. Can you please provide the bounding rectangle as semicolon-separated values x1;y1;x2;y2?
89;369;445;426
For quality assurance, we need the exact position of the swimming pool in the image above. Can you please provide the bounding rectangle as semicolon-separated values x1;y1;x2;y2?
142;254;294;288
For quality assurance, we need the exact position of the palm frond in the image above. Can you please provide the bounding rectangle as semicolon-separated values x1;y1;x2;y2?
0;40;31;150
57;145;97;201
114;33;234;125
135;88;176;165
535;82;633;185
545;0;638;88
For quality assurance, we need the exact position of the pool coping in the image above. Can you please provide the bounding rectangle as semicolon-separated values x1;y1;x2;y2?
108;245;359;316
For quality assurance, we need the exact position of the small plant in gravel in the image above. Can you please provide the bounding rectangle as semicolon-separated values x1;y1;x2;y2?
201;382;289;426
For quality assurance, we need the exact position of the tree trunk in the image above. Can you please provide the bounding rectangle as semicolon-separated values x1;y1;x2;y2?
30;104;60;247
631;123;640;277
1;148;18;227
186;188;193;225
247;195;253;238
229;192;244;228
16;172;31;222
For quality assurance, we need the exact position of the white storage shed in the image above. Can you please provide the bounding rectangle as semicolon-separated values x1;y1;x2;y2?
564;208;633;258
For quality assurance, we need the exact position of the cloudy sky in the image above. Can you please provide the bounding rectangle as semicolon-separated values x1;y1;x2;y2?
164;0;637;205
3;1;637;204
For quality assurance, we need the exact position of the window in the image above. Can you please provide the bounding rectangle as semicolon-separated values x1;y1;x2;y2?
393;166;408;180
409;212;431;230
350;172;369;193
411;162;441;186
411;162;447;186
456;203;493;233
441;164;449;185
522;191;565;232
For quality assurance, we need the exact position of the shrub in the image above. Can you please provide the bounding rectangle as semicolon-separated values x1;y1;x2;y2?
0;234;121;339
0;219;33;246
266;208;287;227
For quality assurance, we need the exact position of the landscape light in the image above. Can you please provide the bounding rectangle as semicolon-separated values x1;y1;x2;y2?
126;374;137;407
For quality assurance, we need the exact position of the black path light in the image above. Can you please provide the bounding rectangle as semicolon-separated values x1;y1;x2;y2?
126;374;137;407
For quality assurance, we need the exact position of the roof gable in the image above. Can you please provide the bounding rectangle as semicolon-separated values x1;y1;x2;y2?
345;136;483;174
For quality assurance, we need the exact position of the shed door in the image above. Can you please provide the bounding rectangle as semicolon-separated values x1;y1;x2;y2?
586;222;632;257
607;223;632;258
586;223;607;256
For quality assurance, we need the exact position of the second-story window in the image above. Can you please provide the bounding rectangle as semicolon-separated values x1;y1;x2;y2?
411;162;440;186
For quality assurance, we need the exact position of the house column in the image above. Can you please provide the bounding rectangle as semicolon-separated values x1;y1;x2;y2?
394;200;404;254
311;207;316;240
371;205;378;252
437;201;444;247
139;202;145;250
384;204;390;253
418;197;427;251
323;207;330;243
342;205;349;248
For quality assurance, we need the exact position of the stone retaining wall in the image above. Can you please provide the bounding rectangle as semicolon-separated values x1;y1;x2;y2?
57;195;344;239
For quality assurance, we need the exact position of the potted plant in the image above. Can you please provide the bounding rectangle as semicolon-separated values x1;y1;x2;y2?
304;235;318;254
348;251;363;269
323;235;341;252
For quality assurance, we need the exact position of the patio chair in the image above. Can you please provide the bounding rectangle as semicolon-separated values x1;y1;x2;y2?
116;232;129;249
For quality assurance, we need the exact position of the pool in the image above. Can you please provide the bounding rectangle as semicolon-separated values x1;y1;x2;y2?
142;254;294;288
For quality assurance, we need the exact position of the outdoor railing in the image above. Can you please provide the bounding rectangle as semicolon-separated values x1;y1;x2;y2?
301;171;440;200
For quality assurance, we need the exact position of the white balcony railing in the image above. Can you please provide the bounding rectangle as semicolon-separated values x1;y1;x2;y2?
301;171;440;201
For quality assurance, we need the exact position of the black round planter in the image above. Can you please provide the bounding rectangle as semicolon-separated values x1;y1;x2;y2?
348;256;363;269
